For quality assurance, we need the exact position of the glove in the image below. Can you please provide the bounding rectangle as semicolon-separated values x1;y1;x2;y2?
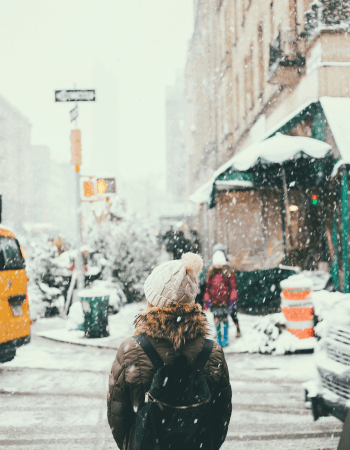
229;301;237;308
204;301;211;311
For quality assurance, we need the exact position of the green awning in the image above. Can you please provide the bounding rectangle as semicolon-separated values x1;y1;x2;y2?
189;105;334;207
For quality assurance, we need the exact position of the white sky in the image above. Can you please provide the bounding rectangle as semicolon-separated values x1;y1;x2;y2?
0;0;194;183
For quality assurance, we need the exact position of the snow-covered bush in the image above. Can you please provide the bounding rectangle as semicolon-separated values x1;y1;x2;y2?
66;301;85;331
85;200;159;302
231;313;316;355
27;235;71;317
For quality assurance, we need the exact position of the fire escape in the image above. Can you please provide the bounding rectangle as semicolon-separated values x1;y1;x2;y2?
268;28;305;86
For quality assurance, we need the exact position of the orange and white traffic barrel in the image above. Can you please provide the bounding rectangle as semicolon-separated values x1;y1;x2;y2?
280;275;314;339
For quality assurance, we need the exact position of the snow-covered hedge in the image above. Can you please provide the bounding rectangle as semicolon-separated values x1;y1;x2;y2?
26;235;71;318
85;201;158;302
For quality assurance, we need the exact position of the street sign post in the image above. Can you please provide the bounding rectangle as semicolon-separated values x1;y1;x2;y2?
55;87;96;296
55;90;96;102
70;105;78;122
70;130;82;166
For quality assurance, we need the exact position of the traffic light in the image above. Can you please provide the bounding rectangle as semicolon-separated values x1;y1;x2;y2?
83;180;95;198
311;194;318;206
70;129;82;166
96;178;116;195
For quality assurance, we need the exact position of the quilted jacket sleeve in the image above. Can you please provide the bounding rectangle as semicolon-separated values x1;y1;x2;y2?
205;345;232;450
107;340;133;449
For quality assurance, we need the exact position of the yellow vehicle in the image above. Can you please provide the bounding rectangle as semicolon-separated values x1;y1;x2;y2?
0;226;30;363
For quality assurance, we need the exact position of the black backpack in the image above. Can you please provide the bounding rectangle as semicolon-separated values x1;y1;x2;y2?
133;334;214;450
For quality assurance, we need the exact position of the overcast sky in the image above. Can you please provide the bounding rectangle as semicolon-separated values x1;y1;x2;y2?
0;0;193;184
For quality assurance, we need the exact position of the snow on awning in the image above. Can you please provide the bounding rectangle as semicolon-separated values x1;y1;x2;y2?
188;179;215;204
189;133;331;204
321;97;350;174
215;179;254;189
229;133;331;171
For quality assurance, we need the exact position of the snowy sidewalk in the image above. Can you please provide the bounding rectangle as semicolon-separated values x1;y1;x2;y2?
35;303;316;354
35;302;145;350
35;302;235;351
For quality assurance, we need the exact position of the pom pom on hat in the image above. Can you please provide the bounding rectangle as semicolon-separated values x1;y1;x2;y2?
181;252;203;279
212;250;227;266
144;252;203;308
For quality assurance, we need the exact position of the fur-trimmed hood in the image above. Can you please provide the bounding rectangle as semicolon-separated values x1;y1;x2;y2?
134;303;209;351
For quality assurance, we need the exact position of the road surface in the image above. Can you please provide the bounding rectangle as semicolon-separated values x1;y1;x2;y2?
0;326;343;449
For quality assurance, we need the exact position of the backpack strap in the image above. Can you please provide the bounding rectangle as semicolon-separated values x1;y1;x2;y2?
133;334;164;371
194;339;214;372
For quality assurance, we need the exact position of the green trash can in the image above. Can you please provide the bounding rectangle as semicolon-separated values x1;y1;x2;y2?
78;289;110;338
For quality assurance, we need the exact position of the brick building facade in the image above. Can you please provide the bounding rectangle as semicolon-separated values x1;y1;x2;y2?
185;0;350;284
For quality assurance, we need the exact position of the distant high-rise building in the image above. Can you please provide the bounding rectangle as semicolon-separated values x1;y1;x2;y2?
166;74;187;201
28;145;51;223
0;94;32;229
0;93;75;237
48;160;75;237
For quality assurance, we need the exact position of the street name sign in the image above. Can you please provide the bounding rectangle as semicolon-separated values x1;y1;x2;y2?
55;90;96;102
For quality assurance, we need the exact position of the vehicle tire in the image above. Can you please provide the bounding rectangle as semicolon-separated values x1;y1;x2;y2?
0;349;16;363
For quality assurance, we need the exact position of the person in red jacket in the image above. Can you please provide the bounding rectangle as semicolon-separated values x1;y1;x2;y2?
203;250;241;346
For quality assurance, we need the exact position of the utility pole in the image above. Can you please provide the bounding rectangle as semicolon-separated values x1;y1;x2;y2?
55;87;96;293
70;94;84;290
71;127;84;290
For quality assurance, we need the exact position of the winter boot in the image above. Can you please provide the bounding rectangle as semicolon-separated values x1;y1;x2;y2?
236;322;242;338
215;323;222;346
221;322;229;347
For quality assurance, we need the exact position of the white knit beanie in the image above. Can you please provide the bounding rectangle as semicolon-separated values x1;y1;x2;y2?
144;253;203;307
212;250;227;266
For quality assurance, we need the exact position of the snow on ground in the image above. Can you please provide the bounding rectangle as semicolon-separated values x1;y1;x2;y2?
34;288;348;356
36;301;146;349
219;289;350;356
35;304;317;355
224;313;316;355
204;311;316;355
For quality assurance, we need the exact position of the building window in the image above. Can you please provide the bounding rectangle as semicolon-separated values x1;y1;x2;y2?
270;0;274;38
242;0;252;27
244;48;254;114
225;2;233;53
235;74;240;130
244;57;248;115
227;81;234;134
233;0;238;44
250;46;254;109
258;21;264;96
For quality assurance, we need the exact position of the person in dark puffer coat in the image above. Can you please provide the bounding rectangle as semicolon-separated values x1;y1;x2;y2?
107;252;232;450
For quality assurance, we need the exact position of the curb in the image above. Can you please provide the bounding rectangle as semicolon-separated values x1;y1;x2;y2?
35;332;119;350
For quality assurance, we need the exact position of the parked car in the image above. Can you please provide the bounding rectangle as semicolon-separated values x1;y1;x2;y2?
305;296;350;422
0;225;31;363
